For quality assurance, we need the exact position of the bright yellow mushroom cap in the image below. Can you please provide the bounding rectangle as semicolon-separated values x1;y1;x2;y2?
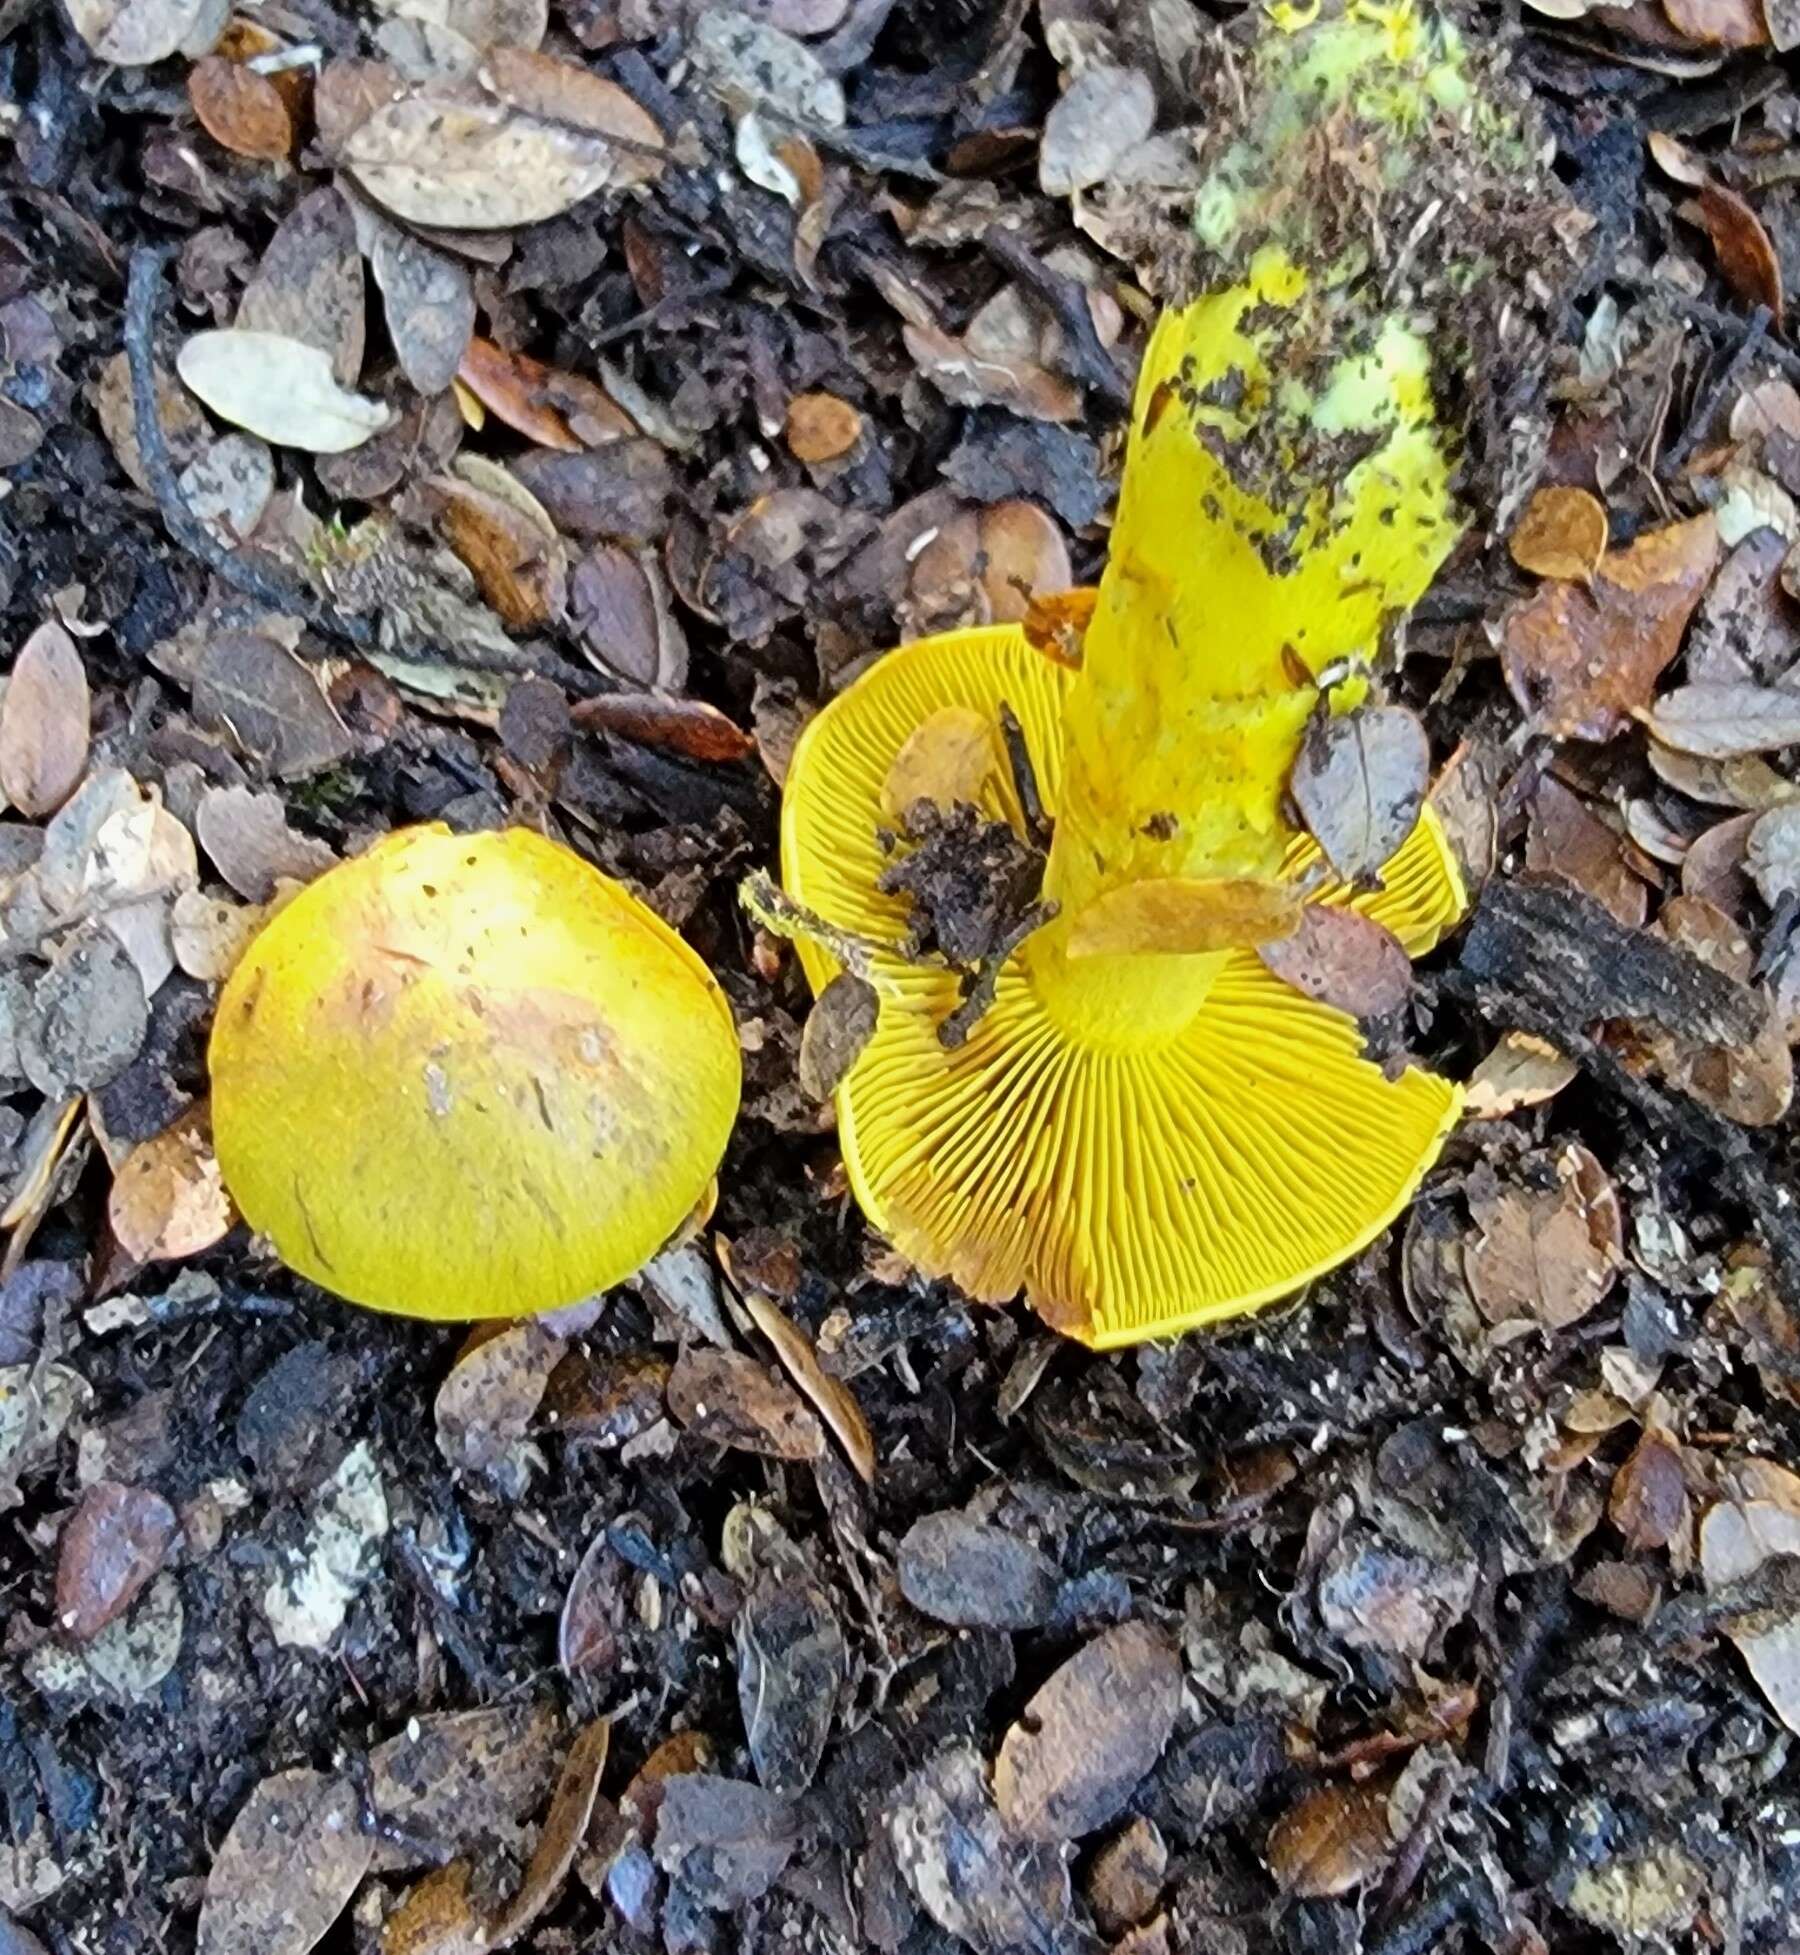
209;824;740;1321
780;266;1470;1349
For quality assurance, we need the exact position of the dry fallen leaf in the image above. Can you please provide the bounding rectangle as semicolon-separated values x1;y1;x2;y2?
1609;1427;1689;1552
785;392;862;463
739;1283;875;1485
666;1348;825;1460
55;1479;180;1642
1464;1143;1623;1330
108;1103;236;1263
1509;484;1608;582
344;94;639;230
1290;705;1430;884
0;621;89;819
1501;515;1719;741
435;1321;563;1472
1462;1031;1579;1119
897;1511;1061;1629
189;55;294;162
1023;586;1097;669
797;972;878;1100
1664;0;1769;43
1697;182;1784;327
67;0;223;65
1525;775;1649;927
1256;906;1412;1023
178;331;390;454
433;477;567;630
198;1768;374;1955
369;1703;561;1874
171;886;281;982
881;706;995;818
478;48;665;184
1265;1780;1394;1899
1069;877;1301;957
569;692;753;763
193;786;336;900
238;189;366;388
978;502;1071;623
1729;1613;1800;1735
1648;682;1800;759
364;216;476;398
191;633;355;780
486;1718;610;1947
992;1622;1181;1841
1039;63;1157;196
381;1861;486;1955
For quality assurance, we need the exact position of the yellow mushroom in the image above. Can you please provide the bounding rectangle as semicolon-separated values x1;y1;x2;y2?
209;824;740;1320
780;254;1469;1349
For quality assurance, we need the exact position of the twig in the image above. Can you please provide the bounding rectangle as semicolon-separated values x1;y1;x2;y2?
938;898;1057;1050
739;870;896;986
1616;270;1800;386
998;701;1049;848
586;272;735;350
981;225;1130;408
124;245;375;649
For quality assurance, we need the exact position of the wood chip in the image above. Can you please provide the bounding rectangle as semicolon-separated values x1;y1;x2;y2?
785;392;861;463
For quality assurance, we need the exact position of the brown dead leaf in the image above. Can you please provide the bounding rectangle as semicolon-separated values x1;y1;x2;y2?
369;1703;561;1874
881;706;996;818
785;392;862;463
55;1479;180;1642
1648;682;1800;758
1526;775;1650;927
382;1860;486;1955
198;1768;373;1955
978;502;1072;623
1463;1031;1579;1119
486;1718;610;1948
455;338;582;451
189;55;294;162
364;217;476;398
566;544;687;688
993;1622;1181;1841
436;1321;563;1472
67;0;221;66
108;1103;235;1264
1290;705;1430;883
1256;906;1412;1022
738;1283;875;1485
343;94;638;230
903;317;1080;424
570;692;753;763
434;478;566;630
1069;876;1302;957
478;47;665;182
1464;1143;1623;1330
797;972;878;1101
1510;485;1608;582
0;622;89;819
1500;515;1719;740
897;1511;1061;1629
666;1348;825;1460
1609;1427;1690;1551
1022;586;1097;669
1697;183;1784;326
1265;1781;1393;1898
1664;0;1769;41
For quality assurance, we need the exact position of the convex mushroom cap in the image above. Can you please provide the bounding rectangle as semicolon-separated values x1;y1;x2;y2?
209;824;740;1319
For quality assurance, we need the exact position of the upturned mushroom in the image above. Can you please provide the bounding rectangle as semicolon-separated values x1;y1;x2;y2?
782;282;1492;1350
210;824;740;1319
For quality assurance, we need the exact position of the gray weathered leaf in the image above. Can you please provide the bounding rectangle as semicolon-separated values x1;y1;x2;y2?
1039;63;1157;196
237;188;366;388
1649;683;1800;759
191;635;354;781
1290;705;1430;883
0;622;89;819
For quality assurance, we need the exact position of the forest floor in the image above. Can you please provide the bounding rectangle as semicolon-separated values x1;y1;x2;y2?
2;2;1800;1953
